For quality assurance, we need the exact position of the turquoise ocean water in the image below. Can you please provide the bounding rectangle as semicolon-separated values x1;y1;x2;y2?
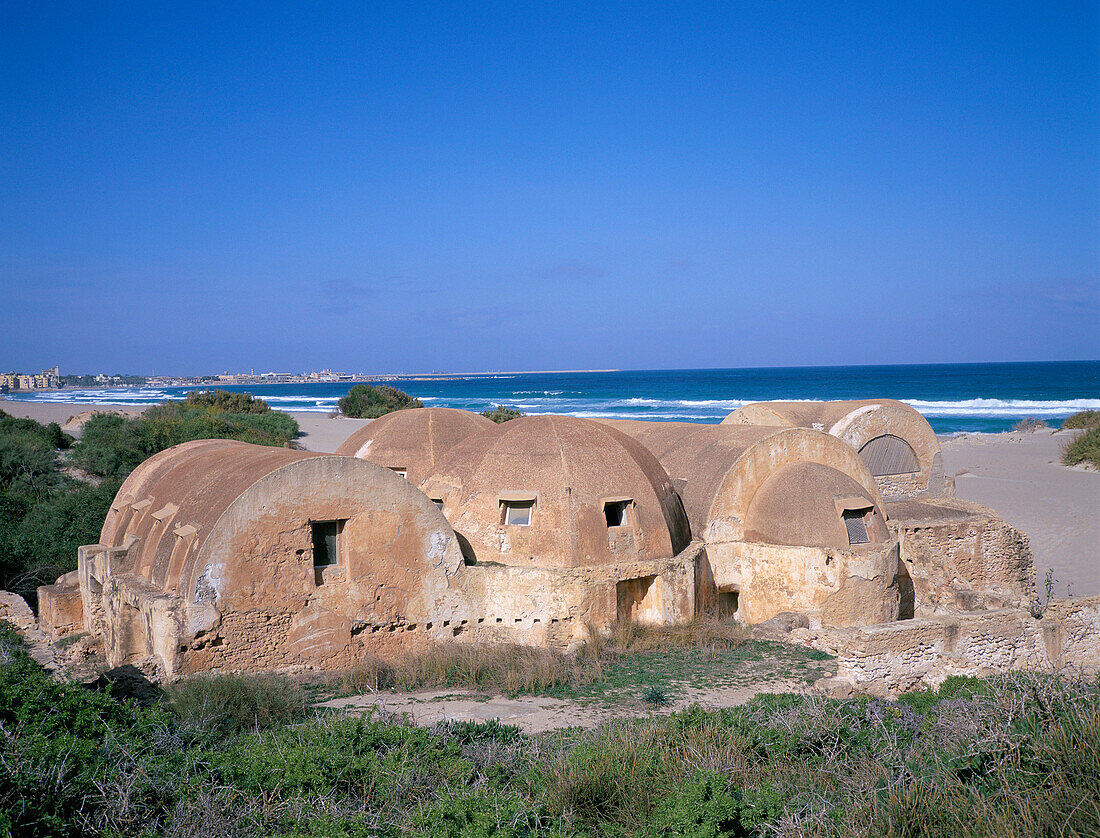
6;361;1098;434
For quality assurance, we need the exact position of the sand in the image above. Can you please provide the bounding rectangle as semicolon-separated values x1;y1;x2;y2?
940;428;1099;599
319;679;817;734
4;398;1096;597
283;411;371;452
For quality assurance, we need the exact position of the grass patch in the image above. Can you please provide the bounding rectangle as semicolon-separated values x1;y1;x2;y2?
165;672;311;735
333;620;833;706
2;637;1096;838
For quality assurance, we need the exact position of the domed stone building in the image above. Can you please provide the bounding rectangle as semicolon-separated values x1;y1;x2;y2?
721;401;1035;614
419;415;698;642
723;399;950;500
601;421;901;626
334;407;495;484
39;439;465;676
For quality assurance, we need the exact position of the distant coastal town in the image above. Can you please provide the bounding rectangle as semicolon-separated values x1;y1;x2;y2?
0;365;623;394
0;366;380;393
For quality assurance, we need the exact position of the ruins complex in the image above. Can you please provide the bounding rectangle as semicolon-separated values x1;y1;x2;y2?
30;404;1099;692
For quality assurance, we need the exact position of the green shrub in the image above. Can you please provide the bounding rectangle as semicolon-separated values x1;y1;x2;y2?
5;478;120;603
165;673;311;736
1061;410;1100;430
338;384;423;418
72;401;298;478
646;771;783;838
1062;425;1100;468
411;787;553;838
480;405;525;423
182;389;271;414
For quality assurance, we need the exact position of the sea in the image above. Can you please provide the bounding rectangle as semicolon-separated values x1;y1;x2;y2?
5;361;1099;435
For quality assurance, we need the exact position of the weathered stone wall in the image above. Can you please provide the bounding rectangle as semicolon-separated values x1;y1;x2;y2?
888;498;1035;614
715;539;900;627
36;570;84;636
817;597;1100;695
452;543;703;648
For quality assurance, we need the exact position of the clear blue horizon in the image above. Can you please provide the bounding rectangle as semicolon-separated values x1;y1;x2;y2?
2;2;1097;374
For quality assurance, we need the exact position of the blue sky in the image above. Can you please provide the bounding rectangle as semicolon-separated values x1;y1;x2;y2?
1;1;1097;374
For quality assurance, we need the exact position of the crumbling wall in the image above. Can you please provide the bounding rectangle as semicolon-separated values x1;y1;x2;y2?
820;597;1100;695
719;540;900;627
888;498;1035;614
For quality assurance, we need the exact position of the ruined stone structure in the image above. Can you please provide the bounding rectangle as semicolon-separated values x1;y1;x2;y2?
418;415;699;647
30;404;1077;692
724;399;951;500
38;439;465;676
335;407;496;485
601;420;901;627
721;400;1035;617
886;497;1036;616
810;596;1100;696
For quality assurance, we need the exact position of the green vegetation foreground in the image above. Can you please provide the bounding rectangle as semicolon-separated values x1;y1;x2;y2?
1;622;1096;838
0;394;297;604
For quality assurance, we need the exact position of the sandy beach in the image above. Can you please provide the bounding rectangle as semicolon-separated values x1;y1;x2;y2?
940;428;1099;598
4;398;1096;598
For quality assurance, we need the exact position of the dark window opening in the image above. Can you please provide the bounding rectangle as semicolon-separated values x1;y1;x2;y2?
431;498;444;510
604;499;633;527
718;590;739;617
842;509;871;545
312;520;345;570
389;467;408;479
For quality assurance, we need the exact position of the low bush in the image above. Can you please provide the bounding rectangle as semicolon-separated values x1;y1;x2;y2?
338;384;423;418
72;398;298;478
1062;425;1100;468
181;388;271;414
1061;409;1100;430
481;405;525;423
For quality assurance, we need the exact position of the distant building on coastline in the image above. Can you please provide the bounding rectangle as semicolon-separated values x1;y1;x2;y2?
1;366;61;392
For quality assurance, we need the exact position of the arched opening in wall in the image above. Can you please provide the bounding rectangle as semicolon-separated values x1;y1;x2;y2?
859;434;920;476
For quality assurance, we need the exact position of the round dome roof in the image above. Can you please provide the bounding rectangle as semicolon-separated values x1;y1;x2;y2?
743;461;888;549
334;407;495;485
421;415;690;568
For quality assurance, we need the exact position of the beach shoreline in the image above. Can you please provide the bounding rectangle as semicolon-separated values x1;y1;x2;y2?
4;398;1096;598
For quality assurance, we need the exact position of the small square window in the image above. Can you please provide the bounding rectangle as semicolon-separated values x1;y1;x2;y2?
604;499;633;527
842;509;871;545
312;520;344;568
502;500;534;526
431;498;444;510
389;467;408;479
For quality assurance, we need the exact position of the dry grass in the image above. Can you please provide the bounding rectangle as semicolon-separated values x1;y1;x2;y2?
1012;417;1048;432
338;618;750;697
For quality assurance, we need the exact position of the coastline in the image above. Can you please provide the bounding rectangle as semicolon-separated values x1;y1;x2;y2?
4;398;1095;598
